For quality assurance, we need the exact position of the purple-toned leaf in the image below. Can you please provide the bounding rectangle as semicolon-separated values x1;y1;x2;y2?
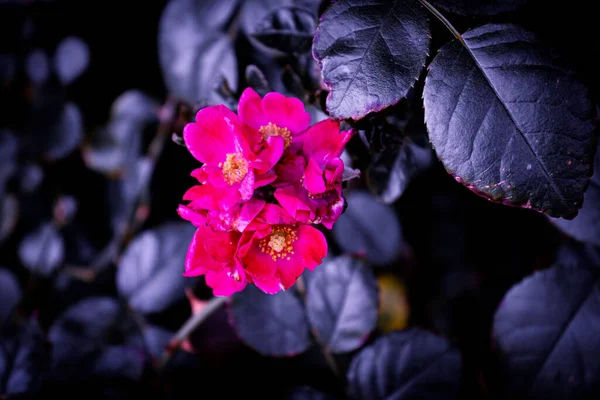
53;36;90;85
332;190;403;265
429;0;529;16
551;142;600;246
0;318;48;396
312;0;430;120
493;257;600;399
229;285;311;356
117;222;196;315
423;24;597;218
0;268;21;327
348;328;462;400
17;222;65;277
25;49;49;85
252;6;317;54
306;256;378;353
287;386;336;400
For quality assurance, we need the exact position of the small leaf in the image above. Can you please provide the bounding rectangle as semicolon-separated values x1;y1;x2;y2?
0;318;49;396
91;346;145;381
229;285;311;356
18;222;65;277
367;140;435;204
312;0;430;120
245;64;271;96
551;142;600;246
25;49;49;85
117;222;196;314
306;256;378;353
252;7;316;54
53;36;90;85
493;259;600;399
347;328;463;400
429;0;529;16
332;191;403;265
158;0;239;103
423;24;597;218
44;102;83;160
0;268;21;327
110;89;158;121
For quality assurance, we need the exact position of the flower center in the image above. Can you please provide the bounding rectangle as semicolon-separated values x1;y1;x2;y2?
221;153;248;185
259;122;292;149
258;225;298;261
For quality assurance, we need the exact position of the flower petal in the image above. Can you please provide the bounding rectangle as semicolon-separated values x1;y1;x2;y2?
183;105;245;165
295;225;328;270
205;269;247;296
273;154;305;187
191;165;228;187
203;229;241;263
183;227;224;276
253;277;282;294
262;92;310;135
183;183;240;211
238;87;269;130
177;204;206;227
299;119;352;164
253;135;284;174
304;157;327;194
274;186;314;223
236;198;266;232
239;231;278;282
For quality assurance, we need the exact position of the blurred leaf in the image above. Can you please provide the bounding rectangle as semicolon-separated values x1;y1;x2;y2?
367;140;435;204
493;257;600;399
53;195;78;226
18;221;65;277
332;191;403;265
53;36;90;85
41;102;83;161
377;274;409;333
0;194;19;244
0;318;49;396
48;296;145;382
25;49;49;85
312;0;430;120
158;0;238;103
287;386;336;399
429;0;529;16
252;7;316;54
306;256;378;353
245;64;271;96
117;222;196;315
18;163;44;194
0;130;19;191
139;324;173;360
229;285;311;356
423;24;596;218
110;89;159;122
0;268;21;328
0;54;16;84
551;142;600;247
348;328;462;400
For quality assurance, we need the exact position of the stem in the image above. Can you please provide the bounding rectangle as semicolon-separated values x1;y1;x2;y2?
418;0;463;43
158;295;229;370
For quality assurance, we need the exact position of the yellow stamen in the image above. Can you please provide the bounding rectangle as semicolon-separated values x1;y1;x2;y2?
222;153;248;185
259;225;298;262
259;122;292;149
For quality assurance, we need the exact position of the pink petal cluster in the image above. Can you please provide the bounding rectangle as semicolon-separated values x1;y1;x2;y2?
178;88;352;296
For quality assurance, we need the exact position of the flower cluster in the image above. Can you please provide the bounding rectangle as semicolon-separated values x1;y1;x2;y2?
178;88;352;296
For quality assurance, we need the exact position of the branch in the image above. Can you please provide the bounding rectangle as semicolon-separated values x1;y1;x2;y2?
418;0;463;43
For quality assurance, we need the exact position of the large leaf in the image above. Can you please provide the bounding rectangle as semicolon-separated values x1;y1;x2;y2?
492;259;600;399
229;285;311;356
312;0;430;120
347;328;462;400
423;24;597;218
332;190;403;265
252;6;317;54
428;0;529;16
0;319;48;396
306;256;378;353
0;268;21;327
18;222;65;277
158;0;238;103
117;222;196;314
551;142;600;246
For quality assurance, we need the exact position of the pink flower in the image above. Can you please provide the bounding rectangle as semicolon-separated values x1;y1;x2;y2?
238;204;328;294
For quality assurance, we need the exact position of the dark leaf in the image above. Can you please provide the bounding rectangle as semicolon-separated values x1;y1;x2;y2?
110;89;159;122
245;64;271;96
53;36;90;85
229;285;311;356
25;49;49;85
0;318;48;396
312;0;430;120
0;194;19;244
252;7;316;54
43;102;83;161
0;268;21;328
332;190;403;265
158;0;238;103
423;24;597;218
347;328;462;400
139;324;173;360
287;386;336;400
429;0;529;16
306;256;378;353
19;163;44;194
493;259;600;399
551;142;600;246
0;54;16;84
117;222;196;314
367;139;435;204
91;346;145;381
17;222;65;277
0;130;18;191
